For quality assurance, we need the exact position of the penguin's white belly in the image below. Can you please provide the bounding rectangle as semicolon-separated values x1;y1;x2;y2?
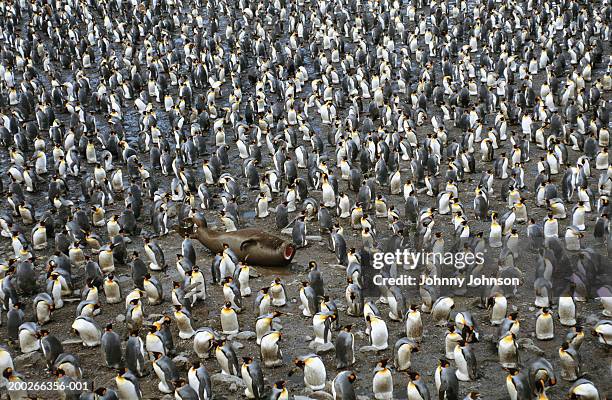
153;363;172;393
177;317;195;339
104;285;121;304
491;300;507;324
239;274;251;296
558;298;576;326
52;284;64;308
536;317;555;340
144;284;159;303
193;334;214;358
396;345;413;369
313;321;329;344
36;302;51;323
387;296;400;320
220;259;235;278
257;200;269;218
370;322;389;349
373;371;393;399
453;347;470;381
544;222;558;237
406;382;423;400
498;341;517;367
116;382;139;399
188;372;200;396
146;336;165;355
221;313;239;334
489;225;502;247
405;317;422;341
304;360;326;390
322;184;335;207
506;377;518;400
19;330;40;353
216;351;231;375
192;276;207;299
72;320;100;346
300;292;313;316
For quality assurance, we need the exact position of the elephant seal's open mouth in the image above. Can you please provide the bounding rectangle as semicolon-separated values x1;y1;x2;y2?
284;244;295;260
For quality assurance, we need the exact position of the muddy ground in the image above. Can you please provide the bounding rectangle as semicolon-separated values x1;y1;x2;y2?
1;0;611;399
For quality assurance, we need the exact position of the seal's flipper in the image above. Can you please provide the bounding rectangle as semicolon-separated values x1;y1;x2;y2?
239;238;258;251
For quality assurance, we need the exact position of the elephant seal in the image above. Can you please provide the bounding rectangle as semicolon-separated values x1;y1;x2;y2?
179;213;296;267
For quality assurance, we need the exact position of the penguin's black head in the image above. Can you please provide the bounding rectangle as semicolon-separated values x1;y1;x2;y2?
407;371;420;380
173;378;187;388
105;323;113;331
242;356;253;364
439;358;450;367
274;380;286;389
2;367;13;379
94;387;108;396
506;367;519;375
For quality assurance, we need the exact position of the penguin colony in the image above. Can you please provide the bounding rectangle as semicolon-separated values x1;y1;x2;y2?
0;0;610;398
